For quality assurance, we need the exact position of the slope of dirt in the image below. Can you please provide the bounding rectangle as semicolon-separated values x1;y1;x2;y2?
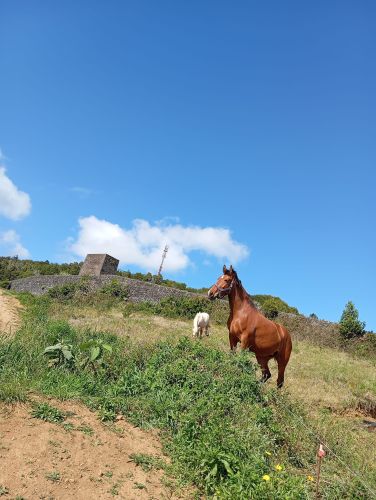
0;290;23;337
0;399;181;499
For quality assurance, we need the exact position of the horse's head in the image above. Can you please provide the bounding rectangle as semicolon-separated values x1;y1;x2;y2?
208;265;238;300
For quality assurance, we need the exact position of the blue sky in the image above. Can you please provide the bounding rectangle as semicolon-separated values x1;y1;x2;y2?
1;1;375;329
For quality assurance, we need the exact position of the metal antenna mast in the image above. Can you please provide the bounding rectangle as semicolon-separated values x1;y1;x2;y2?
157;245;169;278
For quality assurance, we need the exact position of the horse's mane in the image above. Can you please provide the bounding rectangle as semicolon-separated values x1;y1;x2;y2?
233;273;257;310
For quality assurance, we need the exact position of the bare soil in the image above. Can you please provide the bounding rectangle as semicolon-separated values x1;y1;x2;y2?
0;399;180;499
0;290;23;337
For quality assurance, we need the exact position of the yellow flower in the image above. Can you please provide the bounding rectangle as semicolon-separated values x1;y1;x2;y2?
262;474;271;481
265;451;272;456
274;464;283;471
307;475;314;482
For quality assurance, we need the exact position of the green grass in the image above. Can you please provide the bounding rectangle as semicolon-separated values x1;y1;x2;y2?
129;453;165;472
0;294;375;499
31;402;66;423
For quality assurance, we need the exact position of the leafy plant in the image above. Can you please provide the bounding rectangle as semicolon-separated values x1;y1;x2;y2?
45;471;61;482
339;301;366;339
43;339;74;368
31;402;66;423
79;338;113;372
201;451;239;489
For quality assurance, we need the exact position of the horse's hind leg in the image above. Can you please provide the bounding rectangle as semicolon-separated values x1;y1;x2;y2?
276;358;286;388
255;355;272;383
275;334;292;388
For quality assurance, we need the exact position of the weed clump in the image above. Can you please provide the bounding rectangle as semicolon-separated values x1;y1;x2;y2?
31;402;66;423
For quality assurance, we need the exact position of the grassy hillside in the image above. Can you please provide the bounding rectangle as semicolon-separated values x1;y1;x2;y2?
1;291;375;498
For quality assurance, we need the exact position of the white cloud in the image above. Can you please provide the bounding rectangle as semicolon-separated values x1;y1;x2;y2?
0;166;31;220
69;216;249;273
0;230;30;258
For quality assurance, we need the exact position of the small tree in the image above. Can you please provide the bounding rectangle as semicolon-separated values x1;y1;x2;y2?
339;301;366;339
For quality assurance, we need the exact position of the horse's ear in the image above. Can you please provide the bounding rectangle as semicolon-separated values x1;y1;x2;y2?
229;265;234;274
223;264;227;274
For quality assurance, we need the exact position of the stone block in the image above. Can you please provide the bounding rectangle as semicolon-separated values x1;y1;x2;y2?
79;254;119;276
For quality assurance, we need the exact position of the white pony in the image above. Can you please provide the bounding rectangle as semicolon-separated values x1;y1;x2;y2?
192;312;210;338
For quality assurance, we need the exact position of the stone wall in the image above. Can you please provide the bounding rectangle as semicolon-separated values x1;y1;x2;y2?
10;275;204;303
276;311;340;347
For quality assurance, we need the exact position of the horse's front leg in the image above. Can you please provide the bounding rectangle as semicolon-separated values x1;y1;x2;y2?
229;332;239;352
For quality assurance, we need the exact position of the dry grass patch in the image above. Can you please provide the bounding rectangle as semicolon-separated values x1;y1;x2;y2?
0;290;24;337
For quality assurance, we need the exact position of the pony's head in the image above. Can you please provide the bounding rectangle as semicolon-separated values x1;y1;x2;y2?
208;265;238;300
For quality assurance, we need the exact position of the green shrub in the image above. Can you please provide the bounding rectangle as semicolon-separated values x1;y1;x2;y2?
154;296;210;318
0;256;81;283
43;339;74;368
99;279;128;300
261;297;299;319
253;295;299;315
79;338;113;372
0;279;10;289
122;296;229;323
47;282;78;300
132;295;218;320
262;298;280;319
339;301;366;339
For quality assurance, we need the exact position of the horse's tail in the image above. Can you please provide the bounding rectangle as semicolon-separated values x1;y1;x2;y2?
274;324;292;388
275;324;292;365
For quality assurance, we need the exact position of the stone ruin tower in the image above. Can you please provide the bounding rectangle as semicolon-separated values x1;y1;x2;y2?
79;254;119;277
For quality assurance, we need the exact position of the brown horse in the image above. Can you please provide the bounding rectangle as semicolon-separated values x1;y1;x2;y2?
208;265;292;388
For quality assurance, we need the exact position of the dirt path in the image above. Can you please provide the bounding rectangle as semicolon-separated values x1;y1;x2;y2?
0;399;181;499
0;290;22;336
